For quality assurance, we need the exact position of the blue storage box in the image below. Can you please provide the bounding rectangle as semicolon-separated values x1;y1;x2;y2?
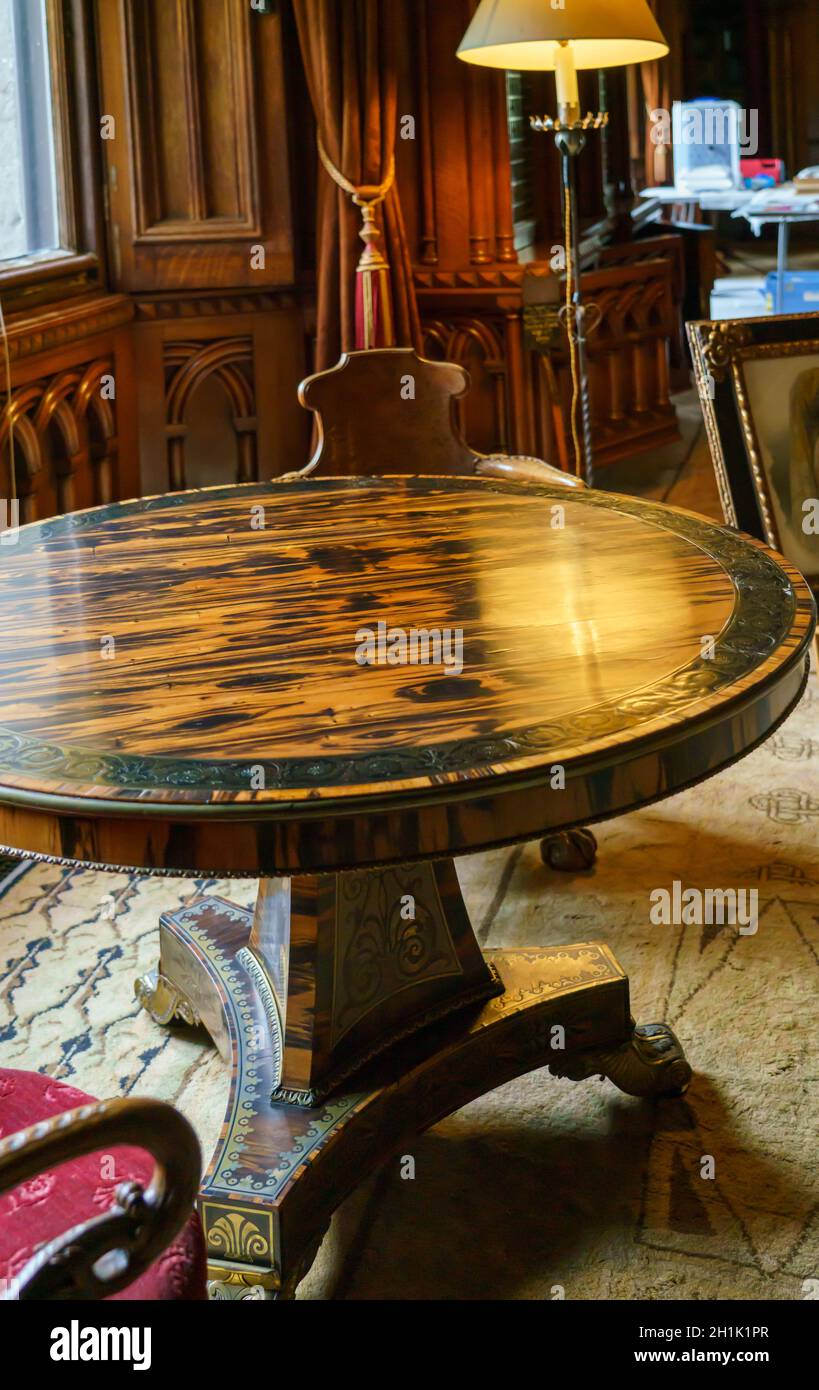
765;271;819;312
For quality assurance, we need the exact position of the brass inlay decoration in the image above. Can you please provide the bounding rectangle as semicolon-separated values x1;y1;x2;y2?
207;1264;277;1301
331;865;462;1045
201;1203;274;1265
236;946;284;1090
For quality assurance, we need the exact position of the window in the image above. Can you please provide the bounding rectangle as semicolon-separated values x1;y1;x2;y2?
0;0;60;263
506;72;537;253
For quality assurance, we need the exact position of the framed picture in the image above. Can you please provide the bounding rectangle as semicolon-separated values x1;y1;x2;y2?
688;312;819;587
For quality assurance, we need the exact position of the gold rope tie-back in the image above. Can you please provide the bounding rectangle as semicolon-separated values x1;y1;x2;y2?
317;135;396;275
317;134;395;206
317;135;396;349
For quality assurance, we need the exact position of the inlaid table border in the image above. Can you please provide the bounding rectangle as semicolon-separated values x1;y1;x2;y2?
0;649;808;877
0;477;814;814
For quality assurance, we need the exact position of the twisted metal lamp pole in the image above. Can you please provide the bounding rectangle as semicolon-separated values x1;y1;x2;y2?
457;0;669;489
531;97;608;486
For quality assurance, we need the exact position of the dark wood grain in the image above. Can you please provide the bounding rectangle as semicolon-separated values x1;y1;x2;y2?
0;475;813;874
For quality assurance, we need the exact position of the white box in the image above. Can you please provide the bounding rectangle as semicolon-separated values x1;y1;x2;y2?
673;100;743;193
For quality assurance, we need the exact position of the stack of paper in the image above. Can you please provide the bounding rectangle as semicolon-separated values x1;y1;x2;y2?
734;184;819;219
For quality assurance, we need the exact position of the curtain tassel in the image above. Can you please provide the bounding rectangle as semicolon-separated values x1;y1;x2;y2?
352;197;395;350
318;137;396;351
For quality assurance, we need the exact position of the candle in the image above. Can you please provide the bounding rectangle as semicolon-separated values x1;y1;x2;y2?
554;40;580;119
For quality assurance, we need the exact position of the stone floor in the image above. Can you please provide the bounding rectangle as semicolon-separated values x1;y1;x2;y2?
598;387;722;519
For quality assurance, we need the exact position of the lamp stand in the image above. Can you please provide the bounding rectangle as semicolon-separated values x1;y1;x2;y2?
531;112;607;488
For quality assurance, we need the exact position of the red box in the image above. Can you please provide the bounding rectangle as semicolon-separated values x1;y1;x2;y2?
741;158;785;186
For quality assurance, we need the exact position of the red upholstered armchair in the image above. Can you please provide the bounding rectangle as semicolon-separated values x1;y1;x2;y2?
0;1070;206;1300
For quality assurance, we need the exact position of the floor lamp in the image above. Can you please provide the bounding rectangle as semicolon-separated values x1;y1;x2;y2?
457;0;669;486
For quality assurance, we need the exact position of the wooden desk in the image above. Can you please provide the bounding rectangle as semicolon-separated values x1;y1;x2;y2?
0;476;813;1297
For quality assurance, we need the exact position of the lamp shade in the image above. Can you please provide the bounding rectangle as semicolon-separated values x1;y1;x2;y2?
457;0;669;71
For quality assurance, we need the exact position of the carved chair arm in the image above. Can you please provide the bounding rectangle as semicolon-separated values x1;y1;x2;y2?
0;1096;201;1300
476;455;586;490
272;460;320;484
275;456;587;489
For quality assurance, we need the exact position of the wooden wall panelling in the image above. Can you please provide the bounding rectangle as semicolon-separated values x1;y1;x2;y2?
599;233;687;365
133;295;308;495
418;255;678;470
417;273;538;459
414;0;437;267
531;352;569;473
400;1;539;460
398;0;684;471
1;295;139;521
406;0;467;271
562;257;678;467
404;0;517;273
95;0;295;292
92;0;310;492
423;314;510;451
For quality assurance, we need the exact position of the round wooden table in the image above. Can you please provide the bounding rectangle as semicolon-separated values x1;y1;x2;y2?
0;475;813;1298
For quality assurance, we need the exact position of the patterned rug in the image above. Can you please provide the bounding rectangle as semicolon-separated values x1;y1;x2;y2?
1;672;817;1301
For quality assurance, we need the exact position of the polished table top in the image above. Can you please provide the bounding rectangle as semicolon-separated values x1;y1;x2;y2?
0;475;813;874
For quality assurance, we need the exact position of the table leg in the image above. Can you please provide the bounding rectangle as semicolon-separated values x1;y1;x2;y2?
776;220;789;314
136;881;692;1300
540;827;598;872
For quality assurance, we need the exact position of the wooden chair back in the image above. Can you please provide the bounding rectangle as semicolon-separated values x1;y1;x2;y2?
298;348;480;478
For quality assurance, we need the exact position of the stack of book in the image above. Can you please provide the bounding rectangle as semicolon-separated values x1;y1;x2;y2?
793;170;819;195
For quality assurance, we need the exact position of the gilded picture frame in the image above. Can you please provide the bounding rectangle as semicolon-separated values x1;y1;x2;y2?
688;312;819;590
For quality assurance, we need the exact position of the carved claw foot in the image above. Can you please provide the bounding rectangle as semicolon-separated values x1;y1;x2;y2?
135;969;200;1029
540;827;598;872
549;1022;692;1098
207;1229;325;1301
207;1268;277;1301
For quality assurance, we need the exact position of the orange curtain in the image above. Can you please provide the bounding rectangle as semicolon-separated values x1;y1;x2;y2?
293;0;422;369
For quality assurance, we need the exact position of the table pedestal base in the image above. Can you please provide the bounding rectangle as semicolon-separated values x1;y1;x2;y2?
140;860;503;1107
137;892;691;1300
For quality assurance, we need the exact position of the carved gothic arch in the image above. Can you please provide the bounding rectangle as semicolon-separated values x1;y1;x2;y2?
164;338;257;490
